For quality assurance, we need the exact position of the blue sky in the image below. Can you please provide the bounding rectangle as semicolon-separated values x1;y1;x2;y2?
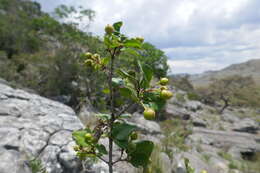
34;0;260;74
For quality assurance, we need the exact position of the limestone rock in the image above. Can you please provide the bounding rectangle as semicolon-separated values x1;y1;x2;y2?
0;83;84;173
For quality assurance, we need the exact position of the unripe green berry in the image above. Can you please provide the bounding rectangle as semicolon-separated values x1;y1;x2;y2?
85;133;93;141
143;108;156;120
105;24;114;34
160;90;173;99
159;77;169;85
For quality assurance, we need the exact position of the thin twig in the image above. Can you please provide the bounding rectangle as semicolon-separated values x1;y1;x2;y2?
96;155;109;164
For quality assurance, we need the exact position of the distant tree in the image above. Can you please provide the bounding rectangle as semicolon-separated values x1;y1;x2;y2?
198;75;255;113
54;4;95;31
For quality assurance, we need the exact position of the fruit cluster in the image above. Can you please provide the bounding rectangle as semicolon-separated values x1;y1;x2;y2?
143;77;173;120
82;52;107;70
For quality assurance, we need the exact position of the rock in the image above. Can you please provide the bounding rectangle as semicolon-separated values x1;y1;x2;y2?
172;151;218;173
221;112;240;123
0;83;84;173
128;113;161;135
232;118;259;134
192;116;207;128
158;152;172;173
164;104;191;120
0;78;9;85
188;127;260;160
208;156;229;173
185;101;203;112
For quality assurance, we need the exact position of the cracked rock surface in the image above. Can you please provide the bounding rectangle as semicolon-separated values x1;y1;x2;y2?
0;83;84;173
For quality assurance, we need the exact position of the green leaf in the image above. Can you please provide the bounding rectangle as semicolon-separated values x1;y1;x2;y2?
119;87;138;101
113;21;123;32
72;130;88;147
104;35;111;47
95;113;111;120
124;39;142;49
119;87;132;97
143;91;166;111
121;48;140;57
128;140;154;167
112;123;137;149
142;64;153;86
96;144;108;155
101;57;110;65
117;69;136;83
139;62;153;89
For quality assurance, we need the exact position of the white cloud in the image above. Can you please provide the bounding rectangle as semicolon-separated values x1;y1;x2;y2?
35;0;260;74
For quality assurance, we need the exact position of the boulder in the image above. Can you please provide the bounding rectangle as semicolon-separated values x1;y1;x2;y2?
185;101;203;112
0;83;84;173
172;151;218;173
232;118;259;134
164;104;191;120
188;127;260;160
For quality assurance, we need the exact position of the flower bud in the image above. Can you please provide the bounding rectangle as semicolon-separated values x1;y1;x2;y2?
85;52;92;59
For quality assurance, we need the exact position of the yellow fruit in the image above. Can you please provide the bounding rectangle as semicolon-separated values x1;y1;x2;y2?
160;90;173;99
159;77;169;85
143;108;155;120
130;132;138;140
105;24;114;34
85;133;93;141
201;170;208;173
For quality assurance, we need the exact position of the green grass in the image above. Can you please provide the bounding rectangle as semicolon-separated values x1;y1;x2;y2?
202;154;211;163
160;118;192;159
218;151;232;161
28;158;47;173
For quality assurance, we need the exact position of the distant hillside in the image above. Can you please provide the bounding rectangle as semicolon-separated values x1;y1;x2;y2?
190;59;260;87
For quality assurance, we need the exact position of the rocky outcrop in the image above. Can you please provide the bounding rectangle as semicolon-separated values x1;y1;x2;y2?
0;80;259;173
188;127;260;159
0;83;84;173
